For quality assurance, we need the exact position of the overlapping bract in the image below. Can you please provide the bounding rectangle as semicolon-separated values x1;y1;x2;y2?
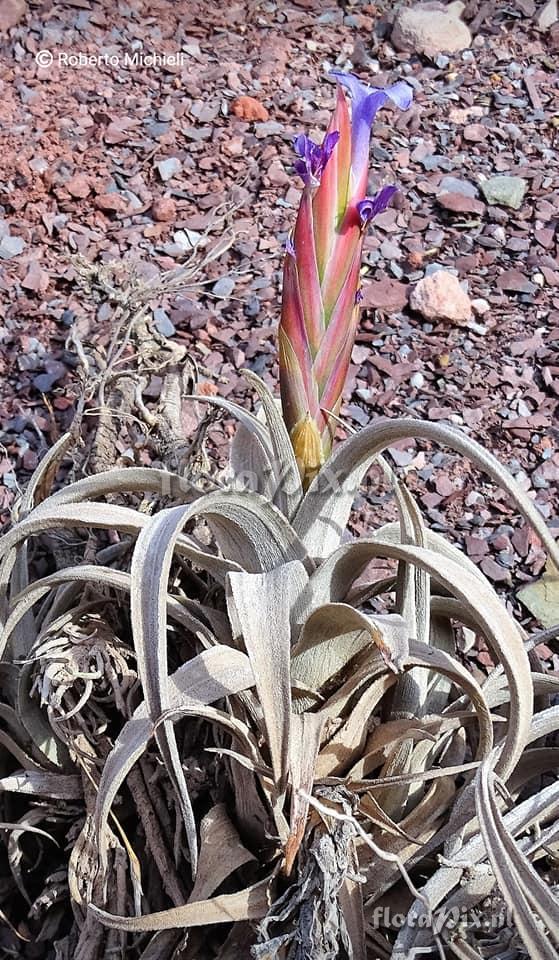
279;72;413;486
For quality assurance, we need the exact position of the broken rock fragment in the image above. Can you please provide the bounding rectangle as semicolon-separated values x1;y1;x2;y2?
480;176;526;210
410;270;472;324
231;96;269;122
392;2;472;57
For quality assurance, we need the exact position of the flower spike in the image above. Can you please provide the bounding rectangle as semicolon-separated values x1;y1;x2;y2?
279;72;413;487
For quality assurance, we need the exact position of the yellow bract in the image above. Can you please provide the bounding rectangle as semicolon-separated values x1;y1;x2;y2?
290;415;324;489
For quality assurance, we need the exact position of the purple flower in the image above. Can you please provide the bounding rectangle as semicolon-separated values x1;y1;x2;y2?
357;185;398;226
329;71;413;194
293;131;340;187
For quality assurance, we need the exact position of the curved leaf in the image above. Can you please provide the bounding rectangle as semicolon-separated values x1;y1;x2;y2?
89;875;273;931
227;562;308;794
94;646;255;872
242;370;303;519
294;418;559;568
303;538;531;779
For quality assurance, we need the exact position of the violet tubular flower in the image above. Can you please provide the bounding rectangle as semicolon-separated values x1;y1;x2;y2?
357;185;398;226
293;132;340;187
278;72;413;487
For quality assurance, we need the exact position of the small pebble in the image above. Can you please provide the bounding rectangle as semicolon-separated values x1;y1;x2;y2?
158;103;175;122
151;197;177;222
157;157;182;182
153;308;176;337
471;298;490;316
33;373;58;392
212;276;235;299
0;235;25;259
28;157;48;174
244;295;260;318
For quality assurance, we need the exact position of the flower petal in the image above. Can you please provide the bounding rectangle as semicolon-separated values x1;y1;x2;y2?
319;208;361;319
293;131;339;187
330;71;413;196
357;185;398;225
385;79;414;111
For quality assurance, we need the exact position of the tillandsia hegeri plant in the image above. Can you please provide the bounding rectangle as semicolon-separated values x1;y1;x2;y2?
0;72;559;960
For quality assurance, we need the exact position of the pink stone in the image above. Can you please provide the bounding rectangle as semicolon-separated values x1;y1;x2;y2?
0;0;26;31
392;2;472;57
410;271;472;324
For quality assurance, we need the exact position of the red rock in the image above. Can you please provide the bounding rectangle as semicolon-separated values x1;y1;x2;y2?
53;397;74;410
465;535;489;558
511;525;531;557
454;254;479;273
538;0;558;30
198;381;219;396
94;193;129;213
497;270;537;295
0;0;27;32
65;174;91;199
435;475;455;498
421;492;443;508
534;228;555;249
222;136;244;157
231;96;269;122
509;334;544;356
21;260;49;294
437;192;486;216
409;271;472;324
409;215;430;231
104;118;139;145
407;250;424;269
541;266;559;286
478;650;495;668
504;412;551;437
151;197;176;222
22;449;38;470
267;159;289;187
480;557;512;584
463;123;489;142
361;278;408;313
491;534;511;551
